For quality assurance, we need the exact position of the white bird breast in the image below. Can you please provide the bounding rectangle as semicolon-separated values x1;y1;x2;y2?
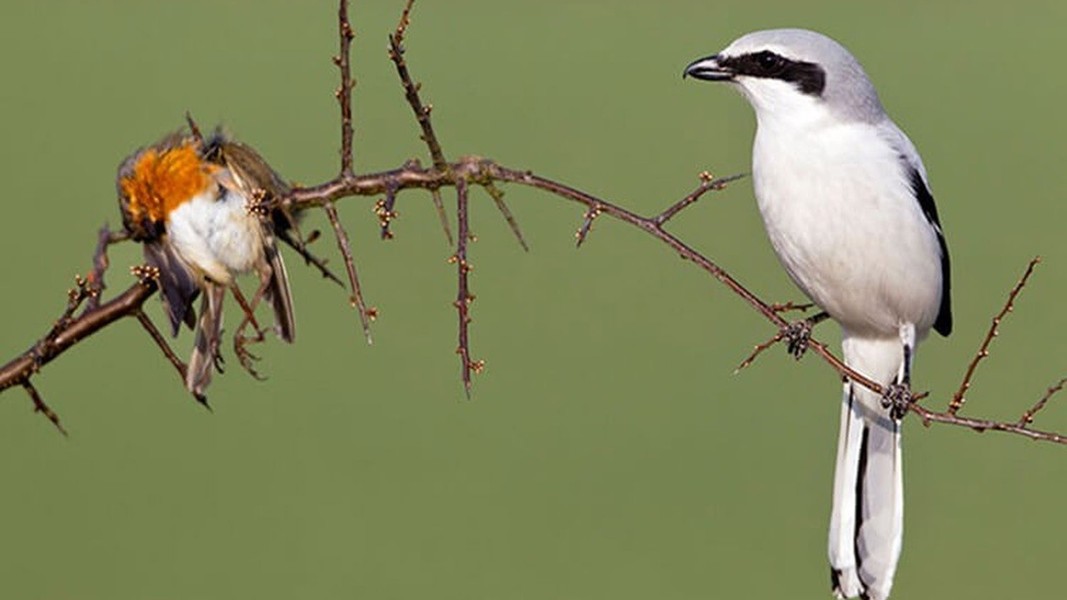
166;186;266;285
752;116;943;339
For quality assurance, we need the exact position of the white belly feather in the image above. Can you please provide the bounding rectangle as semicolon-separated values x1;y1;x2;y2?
166;188;264;285
752;119;942;338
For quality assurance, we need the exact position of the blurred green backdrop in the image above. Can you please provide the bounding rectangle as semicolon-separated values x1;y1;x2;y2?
1;1;1065;598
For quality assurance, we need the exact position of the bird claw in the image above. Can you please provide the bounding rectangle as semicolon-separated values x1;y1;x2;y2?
882;382;913;420
234;329;268;381
783;320;814;359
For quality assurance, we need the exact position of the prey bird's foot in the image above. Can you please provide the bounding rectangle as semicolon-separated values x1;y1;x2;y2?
882;382;914;420
211;340;225;374
234;328;269;381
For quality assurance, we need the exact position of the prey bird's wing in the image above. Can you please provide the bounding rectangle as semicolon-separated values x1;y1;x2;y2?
210;138;298;342
143;240;200;336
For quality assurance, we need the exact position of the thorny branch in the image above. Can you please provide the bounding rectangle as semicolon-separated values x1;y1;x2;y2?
948;257;1040;415
0;0;1063;445
335;0;356;178
451;178;482;396
387;2;528;251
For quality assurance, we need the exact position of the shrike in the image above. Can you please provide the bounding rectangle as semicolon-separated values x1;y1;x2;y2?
684;29;952;600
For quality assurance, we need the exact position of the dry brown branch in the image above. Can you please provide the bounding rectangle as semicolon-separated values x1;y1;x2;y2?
323;202;373;344
654;171;746;226
769;301;815;314
0;0;1062;448
134;310;187;382
23;380;65;436
430;187;453;245
451;178;482;396
83;225;128;313
1019;378;1066;427
575;203;602;248
482;181;529;251
387;7;526;251
335;0;356;178
734;331;785;374
948;257;1040;415
0;273;156;403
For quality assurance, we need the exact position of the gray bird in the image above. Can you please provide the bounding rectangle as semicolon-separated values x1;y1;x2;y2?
684;29;952;600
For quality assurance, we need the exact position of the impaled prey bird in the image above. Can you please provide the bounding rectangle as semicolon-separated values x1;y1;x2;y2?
117;131;299;403
684;29;952;600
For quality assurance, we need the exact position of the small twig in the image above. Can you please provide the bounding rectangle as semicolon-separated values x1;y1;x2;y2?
948;257;1041;415
394;0;415;40
388;4;447;172
375;184;399;239
575;204;602;248
734;331;785;374
734;310;827;372
451;178;481;397
430;187;453;245
323;202;373;344
654;172;746;226
83;225;127;313
482;182;528;251
134;310;187;381
910;402;1067;444
769;301;815;314
22;380;66;436
1019;378;1066;427
334;0;357;178
53;276;94;338
275;223;344;285
389;3;529;253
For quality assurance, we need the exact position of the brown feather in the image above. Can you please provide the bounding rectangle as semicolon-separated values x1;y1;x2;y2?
186;284;225;399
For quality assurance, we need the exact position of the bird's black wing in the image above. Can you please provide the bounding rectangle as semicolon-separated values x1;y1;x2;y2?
905;166;952;337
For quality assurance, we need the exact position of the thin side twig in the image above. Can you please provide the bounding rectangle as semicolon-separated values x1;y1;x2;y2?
430;187;453;245
482;182;529;251
275;223;344;285
22;380;66;436
133;310;211;408
323;202;373;344
948;257;1041;415
375;184;399;239
83;225;128;313
451;178;482;397
769;301;815;314
388;4;447;172
734;331;786;374
387;6;528;253
654;172;746;226
134;311;187;381
575;203;602;248
1019;377;1067;427
335;0;357;178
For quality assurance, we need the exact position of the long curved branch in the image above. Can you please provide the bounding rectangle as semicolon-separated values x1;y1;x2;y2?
0;0;1062;444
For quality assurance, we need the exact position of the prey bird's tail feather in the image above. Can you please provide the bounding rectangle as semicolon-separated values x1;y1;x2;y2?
263;239;296;344
829;336;905;600
186;284;226;401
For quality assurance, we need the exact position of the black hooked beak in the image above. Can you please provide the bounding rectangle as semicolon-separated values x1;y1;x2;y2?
682;54;733;81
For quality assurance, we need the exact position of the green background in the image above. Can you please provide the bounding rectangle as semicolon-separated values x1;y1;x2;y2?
1;1;1064;598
